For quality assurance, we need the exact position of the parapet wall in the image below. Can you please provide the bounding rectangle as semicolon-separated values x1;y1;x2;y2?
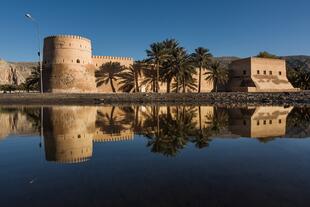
92;55;133;68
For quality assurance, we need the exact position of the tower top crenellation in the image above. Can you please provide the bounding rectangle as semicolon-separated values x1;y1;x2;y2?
44;35;91;42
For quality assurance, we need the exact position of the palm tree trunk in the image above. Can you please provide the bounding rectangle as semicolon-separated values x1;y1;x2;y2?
214;79;218;92
153;79;156;93
182;77;186;93
198;66;202;93
176;77;179;93
156;105;159;138
110;79;116;92
134;106;139;131
156;63;159;93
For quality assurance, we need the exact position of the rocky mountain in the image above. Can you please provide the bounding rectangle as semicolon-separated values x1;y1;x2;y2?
0;59;36;85
0;55;309;86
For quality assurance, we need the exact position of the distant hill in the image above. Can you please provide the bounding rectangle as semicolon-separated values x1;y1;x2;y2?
0;59;36;85
0;55;310;85
282;56;310;71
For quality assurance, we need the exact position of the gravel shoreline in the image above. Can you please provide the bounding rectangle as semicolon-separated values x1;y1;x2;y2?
0;92;309;106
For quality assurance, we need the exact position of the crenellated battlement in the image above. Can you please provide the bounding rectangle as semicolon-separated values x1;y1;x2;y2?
44;34;91;42
92;55;133;61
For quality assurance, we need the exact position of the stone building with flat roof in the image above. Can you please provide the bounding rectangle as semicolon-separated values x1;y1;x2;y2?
227;57;298;92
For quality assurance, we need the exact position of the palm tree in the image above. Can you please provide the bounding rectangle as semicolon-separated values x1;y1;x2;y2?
95;61;123;92
161;39;180;93
205;61;228;92
141;64;157;92
191;47;213;93
146;42;167;92
118;61;145;93
24;66;40;92
169;49;197;93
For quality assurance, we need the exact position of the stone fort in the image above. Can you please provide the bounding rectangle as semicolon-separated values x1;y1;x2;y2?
43;34;298;93
43;35;133;93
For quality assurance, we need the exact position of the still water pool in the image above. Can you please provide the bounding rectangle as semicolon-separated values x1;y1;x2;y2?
0;105;309;207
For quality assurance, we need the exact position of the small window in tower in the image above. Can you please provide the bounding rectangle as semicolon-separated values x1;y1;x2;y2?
269;120;272;124
279;119;282;124
80;45;82;48
69;43;71;46
269;71;272;75
71;60;73;63
257;70;260;75
243;70;246;75
257;121;260;126
279;71;282;76
63;59;65;63
263;70;266;75
76;59;80;63
263;120;266;125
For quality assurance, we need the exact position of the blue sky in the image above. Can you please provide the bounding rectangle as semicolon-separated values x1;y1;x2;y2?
0;0;309;61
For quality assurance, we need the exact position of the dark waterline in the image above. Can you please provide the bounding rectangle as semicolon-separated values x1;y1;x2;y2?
0;105;309;207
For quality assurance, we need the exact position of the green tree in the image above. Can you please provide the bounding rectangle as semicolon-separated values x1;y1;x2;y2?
287;65;310;90
191;47;213;93
24;66;40;92
161;39;180;93
146;42;167;92
95;62;123;92
205;61;228;92
168;47;196;93
256;51;278;59
0;84;16;93
141;61;158;92
118;61;145;92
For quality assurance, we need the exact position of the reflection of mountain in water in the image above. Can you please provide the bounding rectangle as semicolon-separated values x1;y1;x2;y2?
0;105;309;162
0;107;39;140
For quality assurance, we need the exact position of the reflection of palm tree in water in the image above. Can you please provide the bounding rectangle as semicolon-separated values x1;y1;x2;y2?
192;107;228;148
192;106;212;149
143;106;197;156
95;107;127;135
206;108;228;135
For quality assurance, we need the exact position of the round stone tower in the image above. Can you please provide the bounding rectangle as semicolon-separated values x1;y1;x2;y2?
43;35;96;93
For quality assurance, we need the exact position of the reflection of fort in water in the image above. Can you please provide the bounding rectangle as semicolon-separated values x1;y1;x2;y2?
228;106;293;139
43;106;134;164
0;105;306;163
